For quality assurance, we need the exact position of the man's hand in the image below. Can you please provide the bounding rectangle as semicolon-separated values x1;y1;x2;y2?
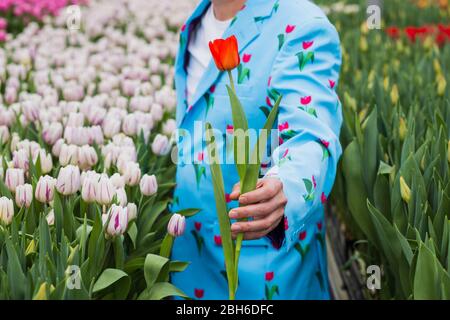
228;178;287;240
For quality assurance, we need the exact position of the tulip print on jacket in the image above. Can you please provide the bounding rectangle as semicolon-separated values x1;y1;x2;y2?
171;0;342;300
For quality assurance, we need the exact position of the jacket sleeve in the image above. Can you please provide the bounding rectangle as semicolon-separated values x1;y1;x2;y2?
266;18;343;251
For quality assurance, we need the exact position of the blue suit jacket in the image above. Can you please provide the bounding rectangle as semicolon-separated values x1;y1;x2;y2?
171;0;342;300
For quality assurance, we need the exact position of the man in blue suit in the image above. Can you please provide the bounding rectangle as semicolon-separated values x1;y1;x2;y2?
171;0;342;299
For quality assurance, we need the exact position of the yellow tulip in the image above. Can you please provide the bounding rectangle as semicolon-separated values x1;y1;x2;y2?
399;117;407;141
344;92;357;111
433;59;442;75
383;77;390;91
360;21;368;35
67;244;79;265
447;140;450;164
391;84;399;105
33;282;55;300
359;108;368;123
437;74;447;96
393;59;400;72
360;37;368;52
420;154;426;171
25;239;36;256
400;176;411;203
424;36;434;50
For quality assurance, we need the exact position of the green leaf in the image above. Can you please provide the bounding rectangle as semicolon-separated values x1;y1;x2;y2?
5;238;26;299
227;85;249;182
177;208;201;217
205;122;236;298
127;222;137;249
341;140;377;245
159;234;174;258
362;108;378;198
0;177;12;198
259;106;271;118
241;95;281;194
277;34;285;50
124;257;145;274
303;179;313;194
139;282;188;300
53;191;64;241
413;242;441;299
169;261;190;273
143;253;170;288
92;268;130;299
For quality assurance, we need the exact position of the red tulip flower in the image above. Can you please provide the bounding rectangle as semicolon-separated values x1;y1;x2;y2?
209;35;240;71
386;26;400;39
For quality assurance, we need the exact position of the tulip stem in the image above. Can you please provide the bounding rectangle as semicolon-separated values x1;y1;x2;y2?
227;70;236;94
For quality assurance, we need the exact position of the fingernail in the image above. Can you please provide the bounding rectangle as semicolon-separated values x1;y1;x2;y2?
239;196;247;204
229;210;238;219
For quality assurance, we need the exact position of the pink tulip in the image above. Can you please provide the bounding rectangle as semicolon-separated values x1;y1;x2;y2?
0;18;7;30
102;205;129;238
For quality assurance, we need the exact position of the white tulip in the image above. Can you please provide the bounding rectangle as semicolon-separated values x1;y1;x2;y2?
140;174;158;196
0;197;14;226
35;175;56;203
96;174;116;205
151;134;170;155
127;203;137;221
110;173;125;189
56;165;81;196
5;168;25;193
15;184;33;208
115;187;127;206
123;162;141;186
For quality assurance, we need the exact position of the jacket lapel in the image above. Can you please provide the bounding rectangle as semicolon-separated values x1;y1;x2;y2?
175;0;211;126
176;0;276;126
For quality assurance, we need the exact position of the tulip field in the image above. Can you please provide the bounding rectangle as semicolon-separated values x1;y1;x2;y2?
318;0;450;299
0;0;199;299
0;0;449;300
